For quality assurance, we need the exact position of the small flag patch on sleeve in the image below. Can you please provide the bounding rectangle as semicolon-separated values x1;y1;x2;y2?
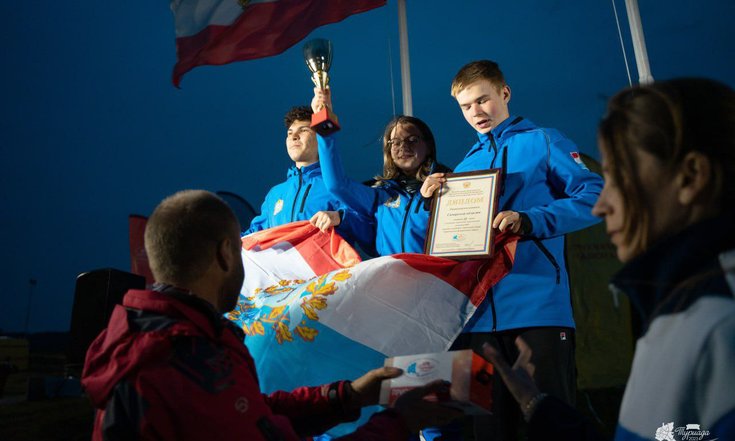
570;152;589;170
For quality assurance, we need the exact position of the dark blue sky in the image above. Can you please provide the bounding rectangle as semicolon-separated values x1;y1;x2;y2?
2;0;734;332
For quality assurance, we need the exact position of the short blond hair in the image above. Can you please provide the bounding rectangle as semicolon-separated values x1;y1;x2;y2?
451;60;506;97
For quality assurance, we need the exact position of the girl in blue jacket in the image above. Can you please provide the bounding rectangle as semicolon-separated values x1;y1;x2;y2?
315;91;450;255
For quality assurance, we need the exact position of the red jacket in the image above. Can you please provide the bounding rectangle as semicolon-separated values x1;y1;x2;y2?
82;288;410;441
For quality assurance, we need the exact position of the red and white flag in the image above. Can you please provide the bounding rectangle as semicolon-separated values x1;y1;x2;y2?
229;221;516;390
171;0;386;86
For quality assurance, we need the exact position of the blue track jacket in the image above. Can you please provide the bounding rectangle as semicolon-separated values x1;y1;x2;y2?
455;116;603;332
318;134;438;256
243;161;373;245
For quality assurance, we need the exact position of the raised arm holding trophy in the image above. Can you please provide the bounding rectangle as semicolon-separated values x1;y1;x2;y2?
308;47;457;256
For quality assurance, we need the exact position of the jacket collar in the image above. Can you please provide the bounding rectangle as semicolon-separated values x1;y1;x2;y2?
610;212;735;332
82;287;246;407
287;161;321;178
375;161;451;193
475;115;527;150
125;285;244;340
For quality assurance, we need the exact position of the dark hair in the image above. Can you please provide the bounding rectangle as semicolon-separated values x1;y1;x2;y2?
598;78;735;252
145;190;239;285
376;115;438;182
451;60;506;97
284;106;314;128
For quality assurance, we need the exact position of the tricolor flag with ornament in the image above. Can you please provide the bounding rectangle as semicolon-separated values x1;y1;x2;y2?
227;221;517;435
170;0;386;86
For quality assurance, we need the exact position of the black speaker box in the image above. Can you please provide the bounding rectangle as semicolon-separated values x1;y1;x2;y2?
67;268;146;369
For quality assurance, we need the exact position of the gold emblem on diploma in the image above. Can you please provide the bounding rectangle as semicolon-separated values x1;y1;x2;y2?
425;170;502;259
303;39;340;135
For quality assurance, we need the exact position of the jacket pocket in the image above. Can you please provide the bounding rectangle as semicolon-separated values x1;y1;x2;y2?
531;238;560;284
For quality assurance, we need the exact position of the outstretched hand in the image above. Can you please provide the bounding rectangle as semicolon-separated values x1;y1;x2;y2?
309;210;341;232
393;380;464;433
350;366;403;407
481;337;539;410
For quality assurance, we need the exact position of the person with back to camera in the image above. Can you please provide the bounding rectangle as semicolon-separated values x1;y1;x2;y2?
482;77;735;441
421;59;604;440
81;189;463;440
311;87;452;256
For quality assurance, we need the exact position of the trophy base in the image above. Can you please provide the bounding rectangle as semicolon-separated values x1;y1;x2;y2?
311;107;341;136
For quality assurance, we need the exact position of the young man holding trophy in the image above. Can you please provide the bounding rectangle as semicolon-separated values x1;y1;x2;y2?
243;40;375;247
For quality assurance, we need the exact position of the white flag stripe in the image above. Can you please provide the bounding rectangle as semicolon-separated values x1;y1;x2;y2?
172;0;242;37
172;0;282;37
241;244;317;293
317;256;477;356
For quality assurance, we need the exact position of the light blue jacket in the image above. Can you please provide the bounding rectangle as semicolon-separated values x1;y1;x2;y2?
610;213;735;441
455;116;603;332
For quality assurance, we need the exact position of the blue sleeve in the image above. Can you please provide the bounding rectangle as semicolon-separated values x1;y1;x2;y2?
317;134;381;251
334;208;378;257
317;134;380;217
242;193;272;236
524;131;603;238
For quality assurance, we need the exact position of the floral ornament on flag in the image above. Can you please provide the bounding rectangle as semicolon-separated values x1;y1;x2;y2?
227;270;352;344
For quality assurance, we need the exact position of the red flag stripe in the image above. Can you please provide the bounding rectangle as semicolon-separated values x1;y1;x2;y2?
242;221;361;272
396;231;518;306
173;0;386;86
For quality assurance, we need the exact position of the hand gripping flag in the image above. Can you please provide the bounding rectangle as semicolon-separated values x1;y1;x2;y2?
171;0;386;86
227;221;517;435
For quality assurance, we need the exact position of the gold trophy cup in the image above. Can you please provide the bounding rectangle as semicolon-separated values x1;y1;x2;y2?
303;39;340;135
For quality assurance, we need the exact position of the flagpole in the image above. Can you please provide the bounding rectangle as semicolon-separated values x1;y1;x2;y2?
397;0;413;116
624;0;654;84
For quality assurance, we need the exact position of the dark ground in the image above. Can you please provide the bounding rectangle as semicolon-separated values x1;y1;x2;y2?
0;333;92;441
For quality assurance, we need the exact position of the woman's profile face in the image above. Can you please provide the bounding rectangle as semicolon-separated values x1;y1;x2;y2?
593;147;684;262
387;123;429;177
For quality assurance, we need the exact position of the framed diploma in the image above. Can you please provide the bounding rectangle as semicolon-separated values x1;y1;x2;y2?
424;169;502;259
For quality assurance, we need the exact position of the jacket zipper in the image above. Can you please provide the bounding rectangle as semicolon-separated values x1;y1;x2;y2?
299;184;312;214
399;194;415;253
290;169;303;221
488;116;524;331
489;288;498;332
488;134;498;167
484;135;500;331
